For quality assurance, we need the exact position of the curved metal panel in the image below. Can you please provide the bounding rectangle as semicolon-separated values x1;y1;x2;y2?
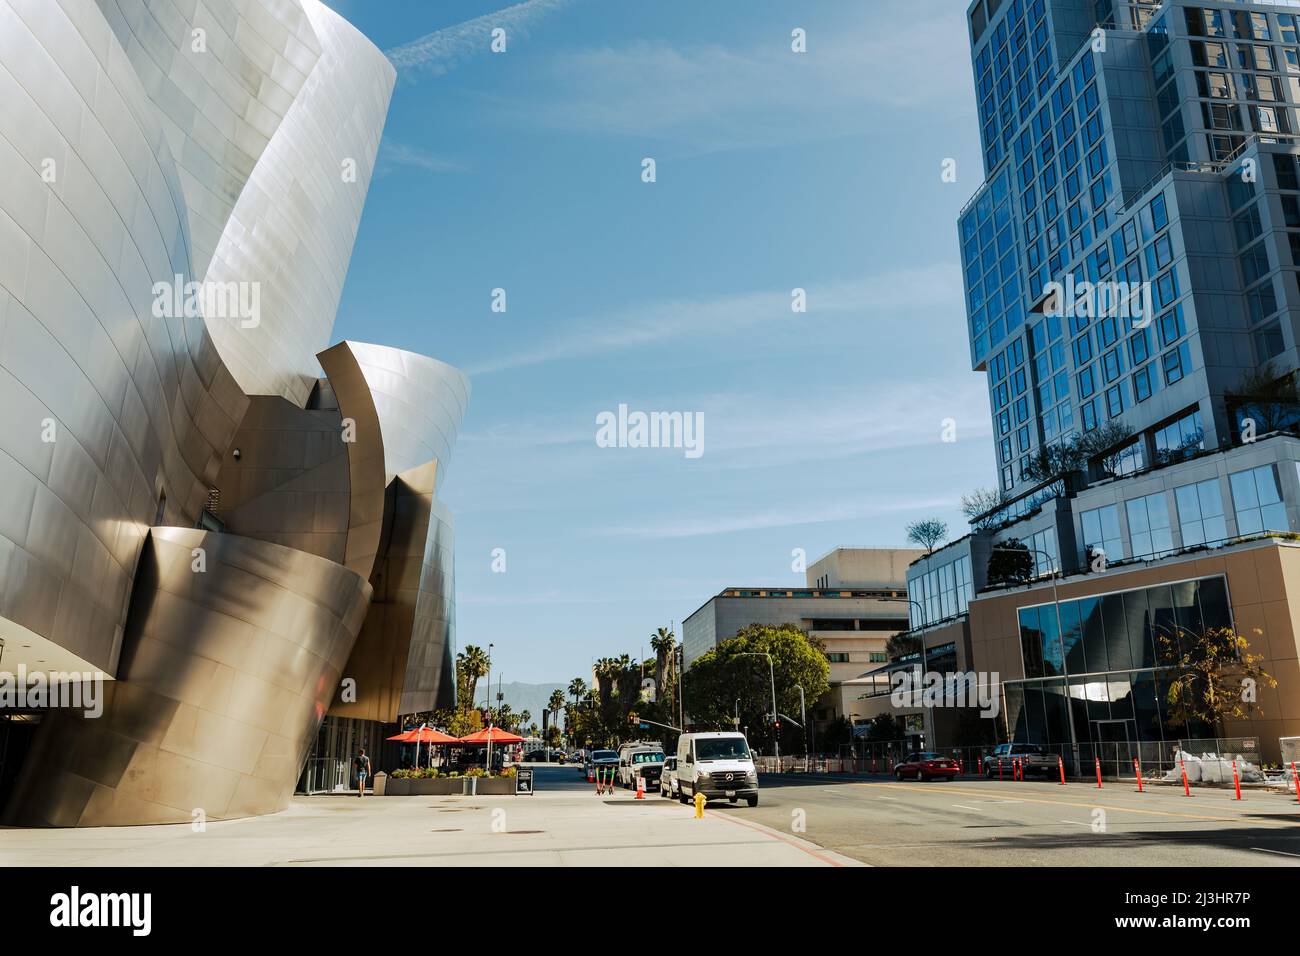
346;341;471;490
210;394;352;565
0;0;249;676
328;458;457;722
317;342;387;580
91;0;324;278
404;489;458;713
3;527;372;826
204;0;396;405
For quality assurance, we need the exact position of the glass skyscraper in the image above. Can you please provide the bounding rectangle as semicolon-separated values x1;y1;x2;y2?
961;0;1300;499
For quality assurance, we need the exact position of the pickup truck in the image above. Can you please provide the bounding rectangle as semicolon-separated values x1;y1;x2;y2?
983;743;1058;778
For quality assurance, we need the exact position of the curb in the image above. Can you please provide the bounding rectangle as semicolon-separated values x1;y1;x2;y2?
701;805;867;867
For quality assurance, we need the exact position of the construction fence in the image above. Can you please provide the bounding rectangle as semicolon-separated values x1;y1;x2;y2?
755;736;1292;785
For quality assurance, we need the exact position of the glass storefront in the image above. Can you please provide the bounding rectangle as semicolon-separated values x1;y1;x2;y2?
1009;576;1230;749
297;716;388;794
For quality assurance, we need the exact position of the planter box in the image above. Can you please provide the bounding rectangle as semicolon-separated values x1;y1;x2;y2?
382;777;518;795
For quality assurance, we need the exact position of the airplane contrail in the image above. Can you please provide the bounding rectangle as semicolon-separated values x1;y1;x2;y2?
385;0;574;77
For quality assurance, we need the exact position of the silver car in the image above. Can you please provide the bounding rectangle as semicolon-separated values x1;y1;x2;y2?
659;755;679;798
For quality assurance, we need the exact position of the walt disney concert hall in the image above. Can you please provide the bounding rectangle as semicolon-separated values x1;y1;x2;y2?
0;0;467;825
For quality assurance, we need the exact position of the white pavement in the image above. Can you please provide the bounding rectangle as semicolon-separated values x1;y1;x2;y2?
0;769;862;867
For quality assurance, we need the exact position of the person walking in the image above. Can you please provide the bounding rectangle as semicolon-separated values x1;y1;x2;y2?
354;748;371;798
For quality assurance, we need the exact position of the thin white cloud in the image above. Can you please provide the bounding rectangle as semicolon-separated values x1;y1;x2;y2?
385;0;574;77
602;496;959;541
377;140;467;174
493;5;973;153
463;264;964;375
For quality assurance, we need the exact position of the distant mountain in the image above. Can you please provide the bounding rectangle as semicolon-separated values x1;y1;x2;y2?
490;681;568;729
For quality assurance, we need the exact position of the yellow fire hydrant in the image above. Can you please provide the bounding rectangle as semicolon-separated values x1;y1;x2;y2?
693;791;706;818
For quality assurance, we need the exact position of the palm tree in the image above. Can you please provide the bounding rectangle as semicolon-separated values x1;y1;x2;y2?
567;677;587;704
614;654;639;708
594;659;618;704
547;689;566;719
457;645;490;705
519;709;531;732
650;626;677;703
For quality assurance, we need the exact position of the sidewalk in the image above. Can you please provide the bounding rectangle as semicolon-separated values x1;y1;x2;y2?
0;787;863;867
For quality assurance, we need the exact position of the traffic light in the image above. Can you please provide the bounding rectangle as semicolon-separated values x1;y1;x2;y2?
628;712;638;725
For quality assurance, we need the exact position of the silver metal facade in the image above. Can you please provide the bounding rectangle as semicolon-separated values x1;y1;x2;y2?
0;0;468;824
204;1;396;405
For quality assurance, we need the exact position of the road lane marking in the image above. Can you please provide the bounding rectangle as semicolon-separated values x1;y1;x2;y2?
951;804;984;812
875;795;900;801
1251;847;1300;858
854;782;1278;824
1059;819;1092;827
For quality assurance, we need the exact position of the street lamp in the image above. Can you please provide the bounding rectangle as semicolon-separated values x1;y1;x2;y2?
793;684;809;759
991;542;1078;773
898;598;930;753
737;652;779;768
486;643;495;771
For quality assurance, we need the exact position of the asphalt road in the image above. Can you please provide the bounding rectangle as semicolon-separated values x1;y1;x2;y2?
700;772;1300;866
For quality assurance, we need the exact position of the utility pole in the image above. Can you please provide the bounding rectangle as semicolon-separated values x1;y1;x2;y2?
738;652;778;768
794;684;807;760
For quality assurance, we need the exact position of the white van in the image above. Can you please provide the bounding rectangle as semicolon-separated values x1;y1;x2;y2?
675;732;758;807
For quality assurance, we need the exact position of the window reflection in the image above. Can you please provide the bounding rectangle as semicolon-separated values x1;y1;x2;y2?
1011;575;1231;747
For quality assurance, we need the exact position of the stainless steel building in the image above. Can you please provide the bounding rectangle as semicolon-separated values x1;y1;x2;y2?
0;0;467;825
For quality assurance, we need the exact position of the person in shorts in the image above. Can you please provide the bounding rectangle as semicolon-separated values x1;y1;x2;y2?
355;748;371;797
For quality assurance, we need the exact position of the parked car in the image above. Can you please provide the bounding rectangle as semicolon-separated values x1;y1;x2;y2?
588;749;619;779
659;756;679;798
983;742;1057;778
675;732;758;807
893;752;960;781
618;745;665;790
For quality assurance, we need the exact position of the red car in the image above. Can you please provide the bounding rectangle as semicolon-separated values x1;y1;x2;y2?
894;752;960;781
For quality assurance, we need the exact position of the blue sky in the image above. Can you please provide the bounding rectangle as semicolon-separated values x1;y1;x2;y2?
320;0;994;684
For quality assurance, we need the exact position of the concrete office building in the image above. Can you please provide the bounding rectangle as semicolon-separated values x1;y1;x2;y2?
682;549;918;737
878;0;1300;765
0;0;467;824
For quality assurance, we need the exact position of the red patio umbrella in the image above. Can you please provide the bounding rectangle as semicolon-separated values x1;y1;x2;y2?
388;726;460;768
457;727;524;744
458;726;524;770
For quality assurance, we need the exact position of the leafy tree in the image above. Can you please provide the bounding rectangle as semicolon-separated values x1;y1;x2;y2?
986;539;1033;586
905;518;948;555
446;708;482;738
864;713;908;742
961;487;1006;530
819;717;853;751
1156;626;1277;734
685;623;830;753
885;632;921;661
